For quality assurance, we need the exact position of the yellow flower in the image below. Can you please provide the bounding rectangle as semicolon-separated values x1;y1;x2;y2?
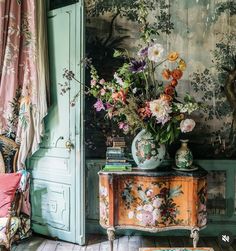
175;114;185;121
168;52;179;61
178;59;187;71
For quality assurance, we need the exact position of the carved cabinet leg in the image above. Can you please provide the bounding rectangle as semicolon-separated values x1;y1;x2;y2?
190;227;200;248
107;228;115;251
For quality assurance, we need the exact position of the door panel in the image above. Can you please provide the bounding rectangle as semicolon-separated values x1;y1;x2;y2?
30;2;85;244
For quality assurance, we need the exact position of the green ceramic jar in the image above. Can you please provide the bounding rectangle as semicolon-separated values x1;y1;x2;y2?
175;139;193;170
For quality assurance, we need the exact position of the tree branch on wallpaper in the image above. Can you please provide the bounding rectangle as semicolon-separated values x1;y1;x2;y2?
223;58;236;145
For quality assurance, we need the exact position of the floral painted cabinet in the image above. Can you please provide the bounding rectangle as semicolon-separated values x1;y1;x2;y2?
99;167;208;250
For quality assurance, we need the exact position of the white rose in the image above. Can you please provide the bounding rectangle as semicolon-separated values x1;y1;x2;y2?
143;204;153;212
148;43;164;63
180;119;196;133
152;208;160;221
136;213;143;222
128;211;134;219
137;206;143;211
153;197;162;208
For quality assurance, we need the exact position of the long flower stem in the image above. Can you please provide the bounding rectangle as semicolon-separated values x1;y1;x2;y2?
151;61;155;85
143;71;149;99
154;58;168;69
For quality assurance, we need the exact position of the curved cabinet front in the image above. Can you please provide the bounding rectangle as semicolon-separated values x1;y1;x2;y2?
98;167;208;248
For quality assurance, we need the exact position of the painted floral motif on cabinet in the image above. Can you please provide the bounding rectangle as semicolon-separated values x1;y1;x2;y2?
120;179;186;228
99;185;109;226
197;180;207;227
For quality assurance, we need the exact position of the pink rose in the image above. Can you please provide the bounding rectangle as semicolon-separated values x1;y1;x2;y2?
141;211;155;225
90;79;96;87
119;122;129;133
99;79;105;85
94;99;105;112
180;119;196;133
153;198;162;208
146;189;153;197
100;89;106;96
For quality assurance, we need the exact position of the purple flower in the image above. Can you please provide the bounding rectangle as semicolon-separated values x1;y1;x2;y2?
138;47;148;57
105;102;112;110
130;60;146;73
94;99;105;112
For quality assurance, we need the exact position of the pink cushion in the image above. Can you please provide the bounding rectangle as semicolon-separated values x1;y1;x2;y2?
0;173;22;217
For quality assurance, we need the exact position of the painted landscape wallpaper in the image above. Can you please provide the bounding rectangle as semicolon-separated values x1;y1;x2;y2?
84;0;236;159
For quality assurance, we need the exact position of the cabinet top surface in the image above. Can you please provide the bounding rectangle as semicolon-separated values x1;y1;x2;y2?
98;165;208;178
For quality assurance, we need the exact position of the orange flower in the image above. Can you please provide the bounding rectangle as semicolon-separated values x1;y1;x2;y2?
178;59;187;71
112;89;127;104
118;89;127;103
160;94;173;102
138;102;151;119
162;69;171;80
171;79;178;87
112;92;120;101
171;69;183;80
164;85;175;96
168;52;179;62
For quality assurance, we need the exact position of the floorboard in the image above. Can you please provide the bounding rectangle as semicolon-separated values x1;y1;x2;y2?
9;234;236;251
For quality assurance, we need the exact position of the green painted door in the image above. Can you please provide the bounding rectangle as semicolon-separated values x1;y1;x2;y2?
29;2;85;245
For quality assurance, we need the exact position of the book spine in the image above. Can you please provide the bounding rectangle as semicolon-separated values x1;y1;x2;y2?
107;147;124;151
106;159;127;163
112;137;125;142
106;153;125;159
113;144;126;148
105;162;131;166
103;166;132;172
105;165;132;168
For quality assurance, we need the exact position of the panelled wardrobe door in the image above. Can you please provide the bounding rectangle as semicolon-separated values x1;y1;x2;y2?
29;2;85;245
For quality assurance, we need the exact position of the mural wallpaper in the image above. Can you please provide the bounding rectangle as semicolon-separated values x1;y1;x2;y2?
85;0;236;159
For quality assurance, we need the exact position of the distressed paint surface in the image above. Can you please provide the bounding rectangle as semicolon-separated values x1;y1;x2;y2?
30;2;85;245
86;159;236;236
85;0;236;159
98;171;207;231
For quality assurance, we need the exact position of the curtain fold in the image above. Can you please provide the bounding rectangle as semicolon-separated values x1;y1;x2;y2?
0;0;49;169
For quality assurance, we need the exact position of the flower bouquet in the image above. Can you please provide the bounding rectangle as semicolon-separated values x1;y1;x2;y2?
87;44;199;169
61;2;200;169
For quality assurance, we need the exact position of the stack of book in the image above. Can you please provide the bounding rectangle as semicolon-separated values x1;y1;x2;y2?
103;138;132;171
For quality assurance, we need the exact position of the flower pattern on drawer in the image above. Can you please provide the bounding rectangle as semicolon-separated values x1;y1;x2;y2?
99;185;109;226
121;180;184;227
197;182;207;227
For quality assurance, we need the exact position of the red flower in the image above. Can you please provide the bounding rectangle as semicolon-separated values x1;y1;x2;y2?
171;79;178;87
164;85;175;96
171;69;183;80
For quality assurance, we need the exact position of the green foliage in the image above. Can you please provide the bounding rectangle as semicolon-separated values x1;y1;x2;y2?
215;1;236;19
86;0;174;40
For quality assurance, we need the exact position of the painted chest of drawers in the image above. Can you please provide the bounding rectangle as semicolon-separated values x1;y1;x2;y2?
98;166;208;250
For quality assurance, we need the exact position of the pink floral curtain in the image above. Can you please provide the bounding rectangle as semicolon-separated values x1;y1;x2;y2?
0;0;49;168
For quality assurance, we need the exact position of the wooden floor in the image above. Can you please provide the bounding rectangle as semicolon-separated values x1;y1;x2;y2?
9;234;236;251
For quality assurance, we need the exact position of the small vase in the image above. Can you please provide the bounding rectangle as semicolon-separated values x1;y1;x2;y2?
174;139;196;171
131;129;166;170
